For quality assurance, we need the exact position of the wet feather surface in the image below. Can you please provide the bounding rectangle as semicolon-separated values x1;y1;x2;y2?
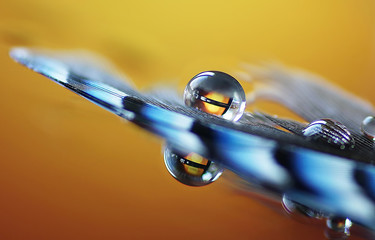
10;47;375;236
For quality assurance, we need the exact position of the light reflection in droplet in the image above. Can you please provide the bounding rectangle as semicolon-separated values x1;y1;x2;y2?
164;71;245;186
325;217;352;240
361;116;375;141
281;194;326;219
183;71;246;122
164;146;224;187
302;119;355;150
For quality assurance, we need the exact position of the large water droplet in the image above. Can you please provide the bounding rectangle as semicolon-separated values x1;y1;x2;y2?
164;146;224;186
361;116;375;141
302;119;355;150
184;71;246;121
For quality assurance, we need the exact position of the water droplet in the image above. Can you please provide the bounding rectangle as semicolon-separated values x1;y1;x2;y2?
361;116;375;141
282;195;326;219
325;217;352;239
164;146;224;186
302;119;355;150
164;71;241;185
327;217;352;232
184;71;246;121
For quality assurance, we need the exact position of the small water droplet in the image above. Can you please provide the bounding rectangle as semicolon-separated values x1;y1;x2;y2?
302;119;355;149
282;195;326;219
184;71;246;121
325;217;352;240
361;116;375;141
164;146;224;186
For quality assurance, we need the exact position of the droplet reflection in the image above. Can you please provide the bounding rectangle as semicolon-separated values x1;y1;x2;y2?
302;119;355;150
164;71;245;186
282;195;326;219
327;217;352;232
361;116;375;141
184;71;246;121
164;146;224;186
325;217;352;240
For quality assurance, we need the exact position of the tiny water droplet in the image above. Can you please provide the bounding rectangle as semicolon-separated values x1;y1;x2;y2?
327;217;352;232
361;116;375;141
164;146;224;186
302;119;355;149
184;71;246;121
325;217;352;240
282;195;326;219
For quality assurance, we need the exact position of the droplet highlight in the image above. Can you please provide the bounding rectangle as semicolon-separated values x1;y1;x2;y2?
325;217;352;240
184;71;246;121
361;116;375;141
164;146;224;186
281;195;326;219
302;119;355;150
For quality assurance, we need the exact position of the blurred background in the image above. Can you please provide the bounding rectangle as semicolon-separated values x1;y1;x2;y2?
0;1;374;239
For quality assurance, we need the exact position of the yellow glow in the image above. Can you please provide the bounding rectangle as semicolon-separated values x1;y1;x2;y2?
184;153;208;176
202;92;230;116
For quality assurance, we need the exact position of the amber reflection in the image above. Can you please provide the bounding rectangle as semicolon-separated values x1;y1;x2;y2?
183;153;209;176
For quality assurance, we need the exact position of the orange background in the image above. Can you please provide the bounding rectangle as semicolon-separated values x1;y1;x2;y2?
0;1;374;239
